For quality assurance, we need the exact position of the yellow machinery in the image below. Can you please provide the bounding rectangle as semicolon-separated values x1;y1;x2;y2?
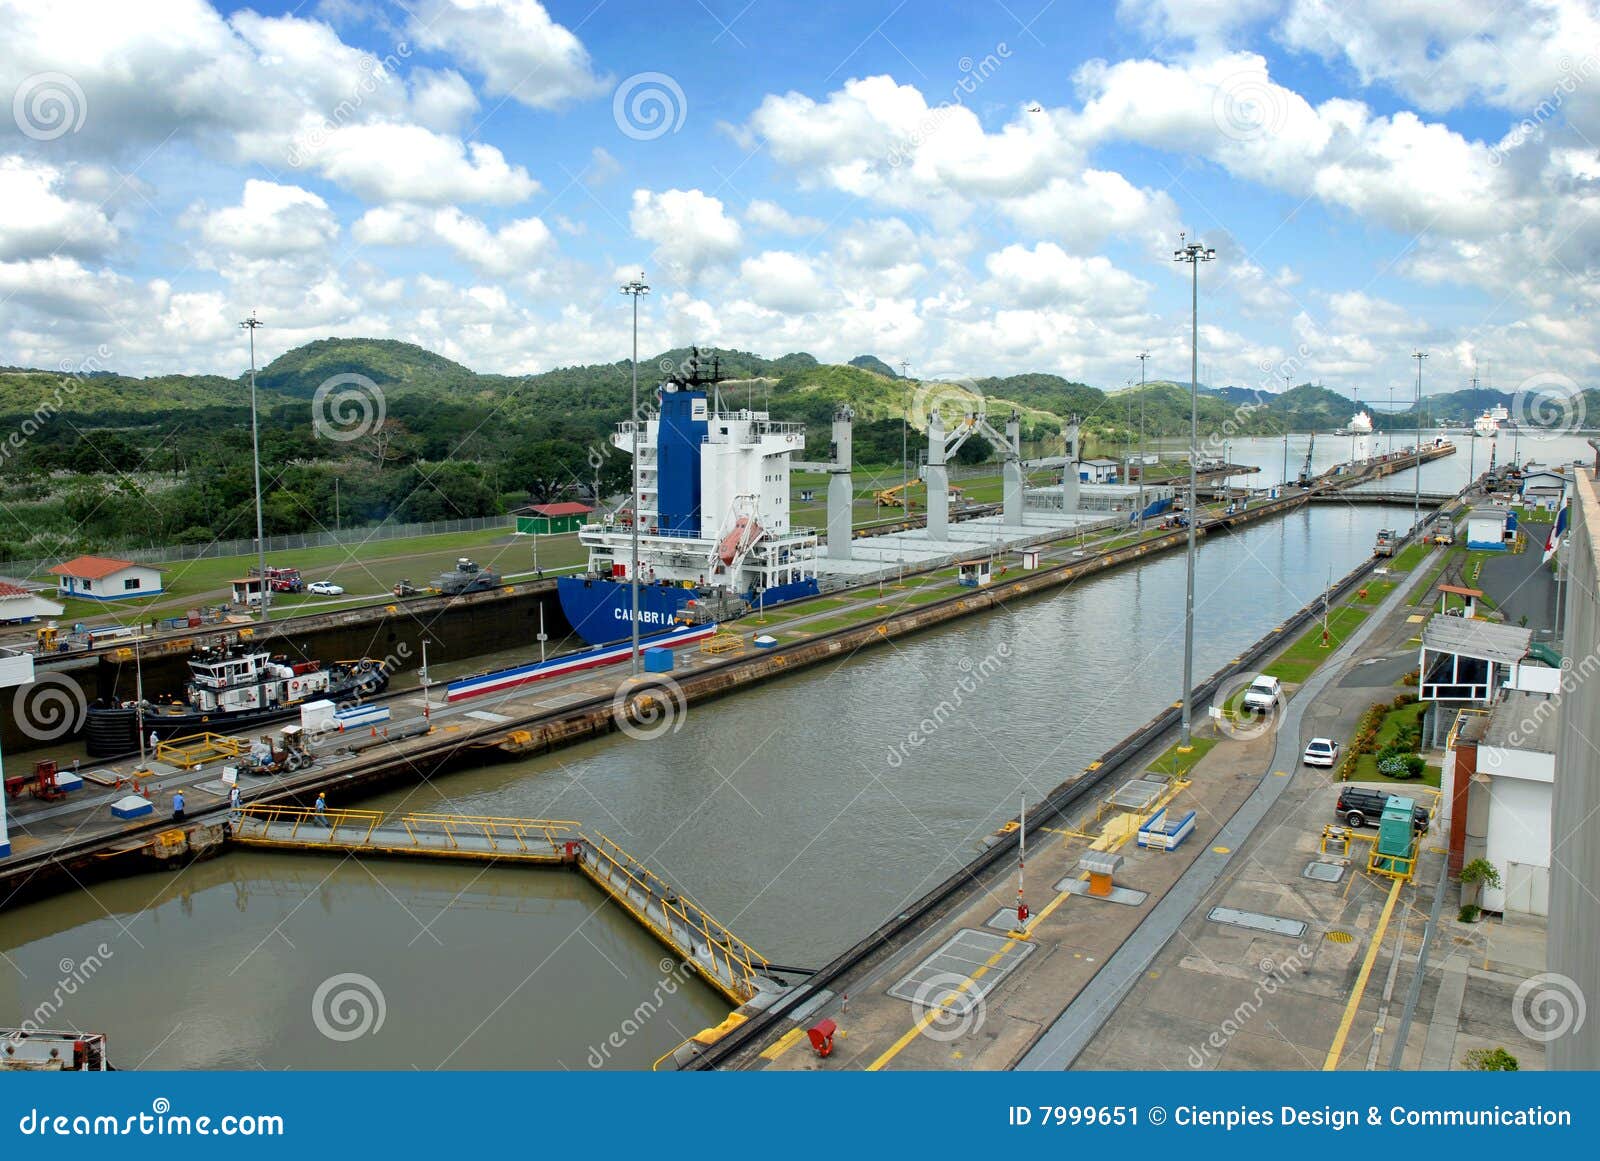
875;479;921;509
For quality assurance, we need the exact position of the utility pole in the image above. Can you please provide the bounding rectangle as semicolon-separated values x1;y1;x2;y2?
1175;234;1216;748
900;359;911;515
240;311;269;622
1281;371;1291;490
1138;352;1149;530
1413;351;1428;531
334;476;341;531
621;275;649;675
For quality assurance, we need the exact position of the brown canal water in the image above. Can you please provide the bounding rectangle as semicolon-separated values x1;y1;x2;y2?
2;503;1411;1069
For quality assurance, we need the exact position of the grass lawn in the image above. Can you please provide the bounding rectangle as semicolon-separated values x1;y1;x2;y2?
1262;604;1370;684
1390;542;1428;572
43;525;559;620
1356;754;1444;788
1350;579;1397;605
1148;736;1219;778
1349;701;1441;786
1410;547;1459;606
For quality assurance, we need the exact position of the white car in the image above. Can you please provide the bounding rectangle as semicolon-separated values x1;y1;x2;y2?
307;580;345;596
1241;674;1282;712
1303;737;1340;767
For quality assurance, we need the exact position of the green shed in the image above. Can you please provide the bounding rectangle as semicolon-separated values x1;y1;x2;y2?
515;501;594;535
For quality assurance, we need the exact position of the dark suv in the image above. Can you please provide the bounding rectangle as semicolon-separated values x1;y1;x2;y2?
1335;787;1430;833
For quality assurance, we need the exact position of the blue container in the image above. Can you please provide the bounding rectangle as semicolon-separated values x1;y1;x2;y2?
644;648;674;673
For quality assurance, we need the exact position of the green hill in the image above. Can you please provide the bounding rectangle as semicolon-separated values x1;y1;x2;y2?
253;337;476;395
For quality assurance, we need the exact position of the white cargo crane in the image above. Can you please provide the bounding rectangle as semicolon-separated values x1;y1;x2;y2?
924;406;1026;540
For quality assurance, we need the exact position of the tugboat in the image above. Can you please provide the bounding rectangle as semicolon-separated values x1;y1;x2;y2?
556;348;821;645
84;643;389;756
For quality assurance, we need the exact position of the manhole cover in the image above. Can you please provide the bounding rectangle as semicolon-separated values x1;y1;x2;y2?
1304;861;1346;883
1326;931;1355;943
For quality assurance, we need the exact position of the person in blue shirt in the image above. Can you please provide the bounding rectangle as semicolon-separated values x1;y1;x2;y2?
172;790;185;822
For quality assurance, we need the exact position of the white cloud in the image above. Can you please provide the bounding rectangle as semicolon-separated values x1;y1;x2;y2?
354;204;555;274
405;0;607;109
195;180;338;257
745;199;825;235
409;68;480;130
737;251;830;313
0;156;119;261
982;244;1152;315
309;122;538;204
630;189;742;280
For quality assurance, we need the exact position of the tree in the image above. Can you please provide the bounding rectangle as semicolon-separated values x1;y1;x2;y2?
954;434;994;465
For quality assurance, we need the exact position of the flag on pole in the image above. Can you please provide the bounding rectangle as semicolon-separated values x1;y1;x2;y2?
1543;502;1569;563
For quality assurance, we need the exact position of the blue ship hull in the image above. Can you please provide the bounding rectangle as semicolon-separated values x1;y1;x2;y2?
556;576;820;645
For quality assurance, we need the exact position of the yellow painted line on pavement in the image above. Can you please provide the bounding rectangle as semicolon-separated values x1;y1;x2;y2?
1323;874;1405;1070
759;1027;807;1061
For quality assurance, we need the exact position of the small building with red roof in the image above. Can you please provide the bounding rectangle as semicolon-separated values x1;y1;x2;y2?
514;501;594;535
46;555;164;601
0;578;64;623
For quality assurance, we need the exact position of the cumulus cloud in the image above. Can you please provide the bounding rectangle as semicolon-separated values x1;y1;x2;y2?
745;199;826;235
194;180;339;257
0;156;120;261
630;189;742;281
404;0;607;109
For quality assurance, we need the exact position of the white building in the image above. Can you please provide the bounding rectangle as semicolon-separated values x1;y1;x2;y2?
1474;691;1557;915
0;580;64;623
1519;467;1569;513
1464;505;1511;550
1078;458;1120;484
46;555;164;601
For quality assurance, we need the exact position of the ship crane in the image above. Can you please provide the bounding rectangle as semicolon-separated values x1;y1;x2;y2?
1297;431;1316;488
923;406;1028;540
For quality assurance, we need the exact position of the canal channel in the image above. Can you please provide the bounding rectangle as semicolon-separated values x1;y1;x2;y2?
3;499;1427;1069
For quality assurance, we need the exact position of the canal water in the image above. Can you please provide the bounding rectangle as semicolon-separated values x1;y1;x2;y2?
0;500;1450;1069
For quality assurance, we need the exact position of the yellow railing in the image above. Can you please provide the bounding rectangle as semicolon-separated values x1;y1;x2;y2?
236;803;384;843
155;732;247;769
583;831;771;1002
1445;707;1490;751
400;813;581;856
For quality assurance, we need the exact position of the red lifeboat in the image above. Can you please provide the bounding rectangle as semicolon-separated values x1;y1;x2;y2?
716;517;761;566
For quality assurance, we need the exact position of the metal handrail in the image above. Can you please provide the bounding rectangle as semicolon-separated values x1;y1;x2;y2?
400;813;581;854
236;804;383;843
584;831;770;996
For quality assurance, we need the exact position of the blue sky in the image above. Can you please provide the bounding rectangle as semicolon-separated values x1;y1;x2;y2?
1;0;1596;401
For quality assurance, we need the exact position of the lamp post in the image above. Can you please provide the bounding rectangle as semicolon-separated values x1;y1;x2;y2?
621;275;649;675
1137;351;1149;530
240;311;268;622
1175;235;1216;748
1413;350;1428;531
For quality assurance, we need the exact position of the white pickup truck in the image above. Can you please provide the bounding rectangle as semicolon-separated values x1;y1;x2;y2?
1241;674;1283;712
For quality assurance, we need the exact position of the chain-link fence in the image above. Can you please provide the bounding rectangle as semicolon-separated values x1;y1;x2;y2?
0;515;518;580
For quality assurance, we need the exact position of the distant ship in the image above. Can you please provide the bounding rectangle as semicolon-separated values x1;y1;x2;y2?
1335;410;1374;437
556;349;821;647
1474;404;1509;438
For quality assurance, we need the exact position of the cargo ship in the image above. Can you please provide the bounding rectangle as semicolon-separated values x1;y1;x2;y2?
557;350;821;646
84;643;389;756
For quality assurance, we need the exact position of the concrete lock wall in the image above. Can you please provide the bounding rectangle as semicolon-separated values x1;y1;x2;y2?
1550;468;1600;1067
